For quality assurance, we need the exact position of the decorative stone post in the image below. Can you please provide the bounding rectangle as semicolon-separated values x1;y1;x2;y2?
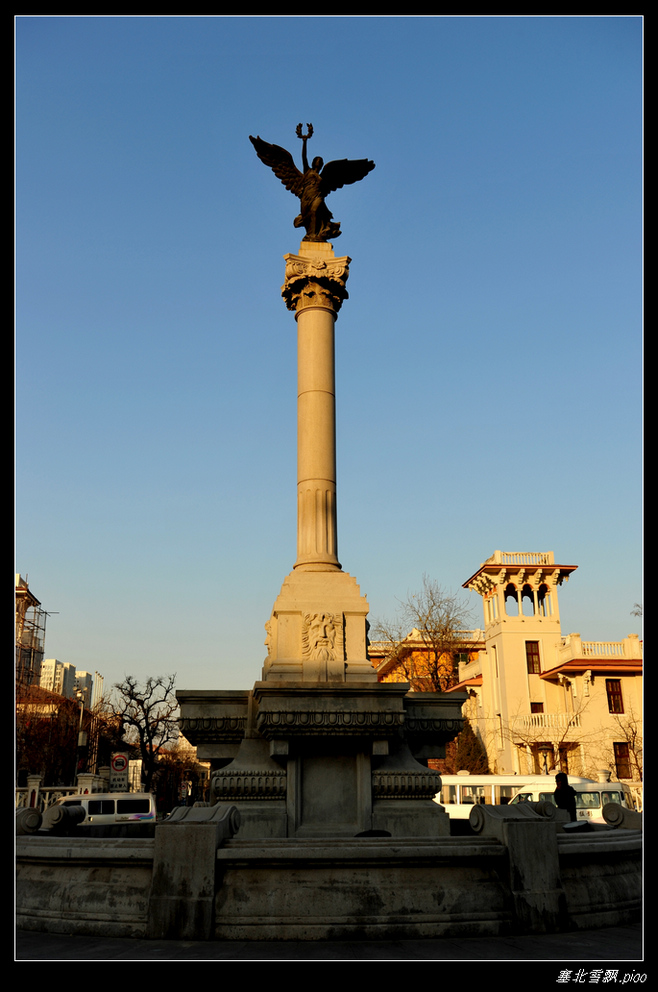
26;773;42;809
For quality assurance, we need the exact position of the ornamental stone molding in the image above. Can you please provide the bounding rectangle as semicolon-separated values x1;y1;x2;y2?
210;736;287;803
176;691;250;750
178;715;246;746
211;768;287;801
253;682;409;741
403;714;464;738
372;767;442;800
256;707;405;738
281;249;351;314
403;692;467;758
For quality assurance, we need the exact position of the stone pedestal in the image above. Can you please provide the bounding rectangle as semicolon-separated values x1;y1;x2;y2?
263;568;372;683
179;680;463;839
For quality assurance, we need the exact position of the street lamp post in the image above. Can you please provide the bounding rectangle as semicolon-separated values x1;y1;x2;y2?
75;687;89;781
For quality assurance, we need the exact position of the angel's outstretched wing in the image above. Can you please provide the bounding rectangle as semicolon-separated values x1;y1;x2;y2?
249;135;304;197
320;158;376;194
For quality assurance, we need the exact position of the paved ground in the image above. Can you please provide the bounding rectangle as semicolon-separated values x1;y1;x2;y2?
15;923;643;964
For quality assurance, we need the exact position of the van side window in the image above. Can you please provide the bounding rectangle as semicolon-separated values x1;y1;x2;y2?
117;799;151;814
88;800;115;815
575;792;600;808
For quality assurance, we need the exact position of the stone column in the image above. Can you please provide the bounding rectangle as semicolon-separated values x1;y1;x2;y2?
261;242;372;684
282;242;350;571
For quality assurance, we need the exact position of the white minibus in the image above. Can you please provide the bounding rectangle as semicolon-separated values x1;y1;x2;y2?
434;774;564;819
55;792;157;825
433;774;633;823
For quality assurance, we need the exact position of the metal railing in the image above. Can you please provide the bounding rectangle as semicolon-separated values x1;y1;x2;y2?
15;787;79;812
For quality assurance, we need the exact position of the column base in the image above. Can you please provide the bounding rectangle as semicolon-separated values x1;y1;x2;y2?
263;568;374;683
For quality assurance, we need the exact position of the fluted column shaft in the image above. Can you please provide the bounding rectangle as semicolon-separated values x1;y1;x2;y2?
296;302;339;569
281;243;350;572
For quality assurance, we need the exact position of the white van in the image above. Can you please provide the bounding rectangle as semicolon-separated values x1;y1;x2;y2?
55;792;157;825
507;777;635;824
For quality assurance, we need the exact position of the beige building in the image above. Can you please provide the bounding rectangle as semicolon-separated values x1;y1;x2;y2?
451;551;642;795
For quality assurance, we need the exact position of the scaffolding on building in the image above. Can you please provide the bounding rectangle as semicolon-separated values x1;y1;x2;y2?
15;575;47;690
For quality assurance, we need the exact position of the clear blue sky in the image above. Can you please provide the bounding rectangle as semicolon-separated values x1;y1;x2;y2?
16;15;643;696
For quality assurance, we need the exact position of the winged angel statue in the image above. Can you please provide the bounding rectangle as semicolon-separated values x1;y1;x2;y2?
249;124;375;242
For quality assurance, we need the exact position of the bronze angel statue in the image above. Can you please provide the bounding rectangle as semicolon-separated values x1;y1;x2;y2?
249;124;375;242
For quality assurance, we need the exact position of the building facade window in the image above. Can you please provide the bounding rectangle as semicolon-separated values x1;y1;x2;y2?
525;641;541;674
606;679;624;714
614;742;632;779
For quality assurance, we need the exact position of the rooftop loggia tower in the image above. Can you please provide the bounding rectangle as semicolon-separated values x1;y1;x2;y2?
461;550;577;773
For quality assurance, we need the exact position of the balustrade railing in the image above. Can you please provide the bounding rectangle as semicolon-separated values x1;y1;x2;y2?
491;551;554;566
511;713;582;731
581;641;626;657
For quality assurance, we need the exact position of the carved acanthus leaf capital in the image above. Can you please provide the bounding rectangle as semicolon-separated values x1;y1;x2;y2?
281;252;351;313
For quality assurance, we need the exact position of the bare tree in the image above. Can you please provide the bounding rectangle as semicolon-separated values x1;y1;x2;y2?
16;685;81;785
155;738;210;810
372;575;476;692
496;698;594;776
112;674;179;793
495;690;644;782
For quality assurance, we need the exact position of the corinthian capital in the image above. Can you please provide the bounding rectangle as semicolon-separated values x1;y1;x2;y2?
281;251;351;313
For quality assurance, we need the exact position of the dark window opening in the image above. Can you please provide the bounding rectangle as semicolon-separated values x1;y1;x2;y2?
614;742;631;779
526;641;541;674
606;679;624;714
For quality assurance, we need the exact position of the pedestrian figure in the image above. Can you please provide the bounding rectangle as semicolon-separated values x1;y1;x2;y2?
554;772;578;822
